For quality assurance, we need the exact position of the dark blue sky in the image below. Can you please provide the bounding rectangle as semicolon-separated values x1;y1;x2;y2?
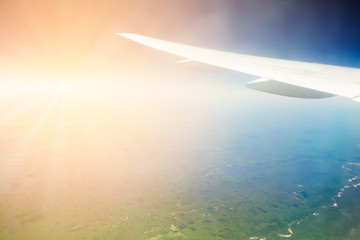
222;0;360;67
146;0;360;67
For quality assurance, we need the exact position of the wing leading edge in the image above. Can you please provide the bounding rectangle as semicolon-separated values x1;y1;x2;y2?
118;33;360;102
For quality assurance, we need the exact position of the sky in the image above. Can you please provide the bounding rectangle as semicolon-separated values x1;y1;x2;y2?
0;0;359;81
223;0;360;66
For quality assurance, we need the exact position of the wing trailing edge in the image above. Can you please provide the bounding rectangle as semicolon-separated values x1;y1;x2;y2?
177;59;229;72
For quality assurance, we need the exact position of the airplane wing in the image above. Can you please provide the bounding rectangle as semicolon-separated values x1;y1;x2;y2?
118;33;360;102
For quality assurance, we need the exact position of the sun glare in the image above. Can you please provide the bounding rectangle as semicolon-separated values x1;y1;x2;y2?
59;81;72;93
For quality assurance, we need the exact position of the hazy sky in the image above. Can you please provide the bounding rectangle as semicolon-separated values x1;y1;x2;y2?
0;0;359;80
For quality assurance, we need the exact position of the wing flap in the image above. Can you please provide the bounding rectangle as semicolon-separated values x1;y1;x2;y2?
246;78;334;98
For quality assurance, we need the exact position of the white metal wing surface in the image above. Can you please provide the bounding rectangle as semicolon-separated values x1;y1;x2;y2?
118;33;360;102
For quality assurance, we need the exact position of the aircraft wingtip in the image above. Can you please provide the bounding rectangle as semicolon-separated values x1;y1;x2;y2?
117;33;137;38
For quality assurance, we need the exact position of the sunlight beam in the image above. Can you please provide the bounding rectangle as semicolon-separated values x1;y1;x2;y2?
0;93;61;193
